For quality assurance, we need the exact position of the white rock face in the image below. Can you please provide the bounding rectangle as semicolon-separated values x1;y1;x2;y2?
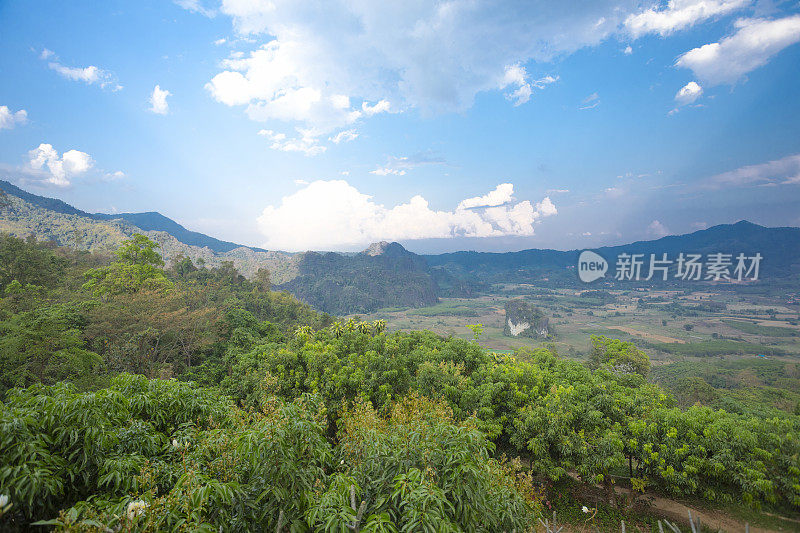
507;319;530;336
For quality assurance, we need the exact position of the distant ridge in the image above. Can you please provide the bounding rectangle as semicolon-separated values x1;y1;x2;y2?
0;180;257;254
2;178;799;313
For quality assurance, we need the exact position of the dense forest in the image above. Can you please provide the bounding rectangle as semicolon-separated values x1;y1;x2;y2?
0;233;799;531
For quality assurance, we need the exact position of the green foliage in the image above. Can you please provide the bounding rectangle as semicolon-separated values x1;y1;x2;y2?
1;234;799;530
465;323;484;341
648;340;786;357
279;246;439;314
0;304;101;393
722;319;799;337
588;335;651;377
0;234;68;293
83;234;174;298
0;377;537;531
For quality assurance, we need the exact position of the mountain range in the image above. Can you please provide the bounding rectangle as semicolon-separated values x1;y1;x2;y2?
2;179;798;314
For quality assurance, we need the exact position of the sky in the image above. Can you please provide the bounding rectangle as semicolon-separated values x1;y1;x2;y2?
0;0;799;253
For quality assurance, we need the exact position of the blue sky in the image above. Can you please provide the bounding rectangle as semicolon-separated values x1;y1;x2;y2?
1;0;799;252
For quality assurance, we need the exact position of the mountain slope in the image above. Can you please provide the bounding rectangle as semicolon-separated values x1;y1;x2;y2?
278;241;439;314
0;181;299;282
0;180;249;254
2;179;798;314
426;220;800;286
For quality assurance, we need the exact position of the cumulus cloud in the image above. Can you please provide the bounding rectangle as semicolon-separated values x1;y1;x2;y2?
704;153;800;188
625;0;750;38
206;42;375;136
258;128;326;156
256;180;556;250
26;143;94;186
0;106;28;129
458;183;515;209
206;0;640;135
676;15;800;85
44;51;120;90
647;220;671;238
674;81;703;105
149;85;171;114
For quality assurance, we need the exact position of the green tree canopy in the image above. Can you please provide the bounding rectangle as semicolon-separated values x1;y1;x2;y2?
588;335;651;377
83;234;173;298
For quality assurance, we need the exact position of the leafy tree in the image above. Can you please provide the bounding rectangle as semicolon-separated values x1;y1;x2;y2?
83;234;173;298
588;335;650;377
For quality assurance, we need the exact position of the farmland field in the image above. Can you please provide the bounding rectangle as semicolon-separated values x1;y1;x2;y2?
356;283;800;417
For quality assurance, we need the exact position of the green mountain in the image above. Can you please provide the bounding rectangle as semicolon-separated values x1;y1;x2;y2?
279;241;438;314
2;179;798;314
0;180;247;253
426;220;800;287
0;181;438;313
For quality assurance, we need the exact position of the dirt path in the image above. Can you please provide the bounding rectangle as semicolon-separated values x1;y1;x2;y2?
641;493;776;532
567;473;799;532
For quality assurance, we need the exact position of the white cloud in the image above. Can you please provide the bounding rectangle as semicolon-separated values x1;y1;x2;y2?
579;92;600;110
45;51;120;90
623;45;633;55
705;153;800;188
458;183;515;209
105;170;126;180
499;65;558;106
149;85;171;115
625;0;750;38
676;15;800;85
210;0;638;134
369;153;445;176
647;220;671;237
174;0;216;17
256;180;557;250
329;129;359;144
370;167;406;176
674;81;703;105
0;106;28;129
546;188;570;194
258;128;326;156
26;143;94;187
362;100;391;116
214;38;227;45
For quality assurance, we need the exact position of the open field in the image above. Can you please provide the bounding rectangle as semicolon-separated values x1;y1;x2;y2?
356;284;800;417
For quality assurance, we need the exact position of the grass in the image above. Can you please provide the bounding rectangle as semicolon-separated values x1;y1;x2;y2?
646;339;787;357
722;319;799;337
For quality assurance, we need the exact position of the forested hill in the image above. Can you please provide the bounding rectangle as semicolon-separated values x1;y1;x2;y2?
1;233;799;531
425;220;800;286
0;180;246;253
0;181;440;313
277;241;439;314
